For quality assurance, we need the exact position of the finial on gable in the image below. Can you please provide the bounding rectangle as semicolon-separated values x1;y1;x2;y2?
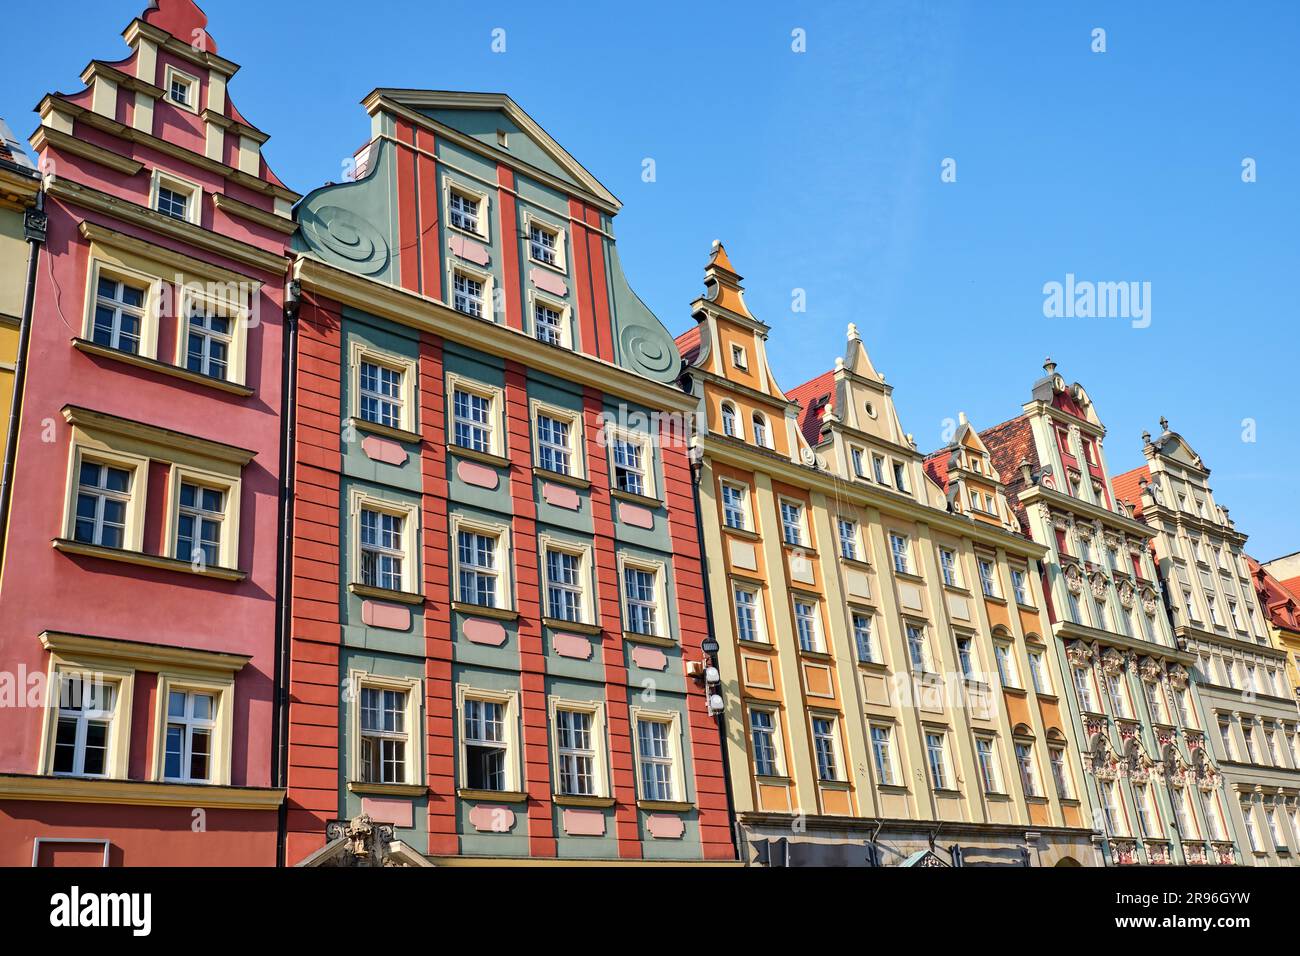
958;411;968;426
834;357;845;370
1043;356;1057;375
1142;430;1152;446
847;322;860;341
1158;415;1169;433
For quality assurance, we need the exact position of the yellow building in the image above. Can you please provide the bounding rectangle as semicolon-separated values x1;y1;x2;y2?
0;118;42;535
1258;553;1300;699
679;244;1097;866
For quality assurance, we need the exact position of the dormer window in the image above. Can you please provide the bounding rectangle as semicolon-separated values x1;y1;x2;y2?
163;65;199;114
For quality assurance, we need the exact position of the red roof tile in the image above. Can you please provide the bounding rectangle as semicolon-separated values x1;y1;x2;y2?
922;449;952;492
674;326;702;367
1246;555;1300;634
786;370;835;447
979;414;1037;534
1111;464;1151;519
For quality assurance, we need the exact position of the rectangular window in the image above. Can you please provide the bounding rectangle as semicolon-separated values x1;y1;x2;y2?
92;276;147;355
1015;742;1041;797
534;301;564;346
184;306;231;380
939;549;958;587
870;725;896;785
906;623;928;672
892;460;909;492
976;737;1002;793
957;636;977;679
612;437;649;497
535;411;576;476
360;686;408;784
1144;682;1168;724
872;454;888;485
780;500;804;547
1105;673;1130;718
750;710;780;777
995;644;1018;688
1241;802;1260;852
1133;783;1157;837
452;387;493;453
175;481;224;567
453;271;485;318
812;717;839;781
546;548;586;623
794;600;821;653
555;708;597;796
734;586;765;644
163;690;215;783
448;190;480;234
890;533;911;574
1073;667;1097;712
850;447;866;479
457;529;500;607
1028;651;1050;694
169;75;192;107
838;518;858;560
623;564;660;636
721;482;748;530
730;344;748;370
463;697;508;791
1101;781;1125;836
73;460;133;549
978;559;999;598
156;184;189;221
528;223;558;266
360;508;405;591
635;717;676;801
1050;747;1071;798
852;612;876;663
51;675;116;777
925;732;950;790
359;360;404;429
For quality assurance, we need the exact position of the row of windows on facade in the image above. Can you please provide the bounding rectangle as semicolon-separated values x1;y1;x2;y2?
357;685;684;804
746;705;1069;802
1215;713;1300;771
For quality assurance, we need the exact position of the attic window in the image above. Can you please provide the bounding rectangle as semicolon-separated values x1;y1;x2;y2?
163;65;199;114
864;401;877;419
730;345;748;370
496;129;509;148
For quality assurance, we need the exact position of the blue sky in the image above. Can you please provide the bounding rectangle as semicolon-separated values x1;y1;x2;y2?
4;1;1297;559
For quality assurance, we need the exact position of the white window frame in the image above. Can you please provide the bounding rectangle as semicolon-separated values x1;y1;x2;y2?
549;697;610;798
792;596;823;653
733;582;767;644
606;426;657;500
163;64;200;113
975;735;1004;794
456;685;521;794
528;289;572;349
939;547;960;586
83;258;162;360
349;341;418;435
450;513;513;610
531;399;585;479
851;609;877;662
837;517;860;561
349;489;421;596
43;667;132;780
925;730;953;791
450;264;495;321
62;444;149;554
523;213;566;271
719;480;750;531
349;671;423;788
720;402;741;439
870;723;898;785
541;535;596;626
155;680;225;784
619;554;668;639
164;464;241;570
748;706;785;778
890;533;912;575
630;707;687;803
447;373;505;457
148;168;203;226
810;713;844;782
446;180;490;241
779;498;807;547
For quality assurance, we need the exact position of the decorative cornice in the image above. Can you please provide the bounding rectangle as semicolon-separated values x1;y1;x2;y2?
29;126;144;177
39;629;252;674
1018;483;1153;539
211;193;295;234
62;404;257;466
0;773;282;810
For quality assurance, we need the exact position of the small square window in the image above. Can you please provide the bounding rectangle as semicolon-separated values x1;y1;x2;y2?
730;344;748;370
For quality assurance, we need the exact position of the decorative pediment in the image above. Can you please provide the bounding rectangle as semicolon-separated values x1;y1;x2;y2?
1066;640;1095;670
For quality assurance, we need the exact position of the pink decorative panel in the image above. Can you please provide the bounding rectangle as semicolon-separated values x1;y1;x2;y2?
542;481;581;510
618;501;654;529
468;804;517;833
361;600;411;631
530;267;568;297
361;797;414;828
361;435;408;465
630;645;668;671
456;459;500;490
562;808;606;836
463;618;508;646
646;814;685;840
449;232;491;266
554;632;592;660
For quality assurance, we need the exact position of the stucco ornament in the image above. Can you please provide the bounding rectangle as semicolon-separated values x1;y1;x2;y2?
1090;573;1109;600
1192;748;1221;792
1090;737;1119;782
1161;744;1190;787
1100;647;1126;677
1065;564;1084;595
1066;640;1094;670
1138;656;1163;685
1141;588;1158;616
300;205;390;276
1167;664;1190;691
1125;739;1154;783
1118;580;1136;609
1145;843;1171;865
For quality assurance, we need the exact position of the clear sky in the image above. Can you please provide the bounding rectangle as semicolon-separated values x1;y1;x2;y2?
4;1;1296;559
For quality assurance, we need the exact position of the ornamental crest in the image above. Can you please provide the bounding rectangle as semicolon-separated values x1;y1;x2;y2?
1090;574;1109;600
1168;664;1189;691
1141;589;1158;615
1138;657;1163;685
1065;565;1084;595
1118;581;1136;609
1066;640;1094;670
1100;647;1126;677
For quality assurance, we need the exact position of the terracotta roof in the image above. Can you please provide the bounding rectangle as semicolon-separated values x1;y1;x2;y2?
1278;577;1300;604
979;414;1037;534
1246;555;1300;634
1111;464;1151;519
786;370;835;447
922;448;952;492
673;326;701;367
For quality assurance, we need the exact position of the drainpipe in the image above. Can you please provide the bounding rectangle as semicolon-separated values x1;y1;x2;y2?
273;271;301;867
0;190;46;580
688;428;740;862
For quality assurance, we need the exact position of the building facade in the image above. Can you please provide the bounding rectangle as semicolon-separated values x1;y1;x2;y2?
1113;424;1300;865
1258;552;1300;699
681;246;1095;866
0;0;295;865
283;90;732;864
982;363;1239;866
0;119;41;477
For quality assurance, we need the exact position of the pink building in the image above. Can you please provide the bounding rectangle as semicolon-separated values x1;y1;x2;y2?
0;0;297;866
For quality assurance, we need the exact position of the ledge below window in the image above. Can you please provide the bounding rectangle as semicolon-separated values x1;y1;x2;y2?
637;799;694;812
73;338;255;397
450;601;517;621
623;630;676;648
348;582;425;605
457;788;528;804
534;467;590;490
0;773;283;810
350;416;421;445
448;444;510;469
347;781;427;797
543;617;602;636
552;793;615;808
53;538;247;581
610;488;663;510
